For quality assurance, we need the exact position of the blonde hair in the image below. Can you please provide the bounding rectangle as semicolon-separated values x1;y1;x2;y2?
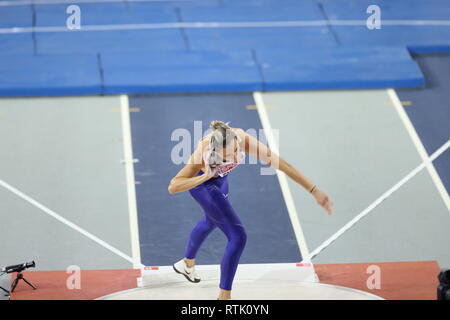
209;120;238;149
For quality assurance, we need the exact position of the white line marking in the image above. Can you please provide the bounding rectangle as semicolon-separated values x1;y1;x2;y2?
0;0;195;5
98;281;383;300
0;178;145;268
254;91;312;263
120;94;142;269
2;19;450;33
388;88;450;214
303;139;450;262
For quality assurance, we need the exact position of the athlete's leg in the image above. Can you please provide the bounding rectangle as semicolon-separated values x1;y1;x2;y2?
184;214;216;260
217;220;247;291
186;177;247;297
183;182;221;265
206;184;247;292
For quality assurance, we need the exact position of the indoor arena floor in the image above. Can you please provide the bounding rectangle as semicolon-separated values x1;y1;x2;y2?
1;60;449;299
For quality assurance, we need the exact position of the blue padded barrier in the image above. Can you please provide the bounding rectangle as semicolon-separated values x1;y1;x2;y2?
220;0;309;6
35;29;186;54
102;66;263;94
0;5;33;28
329;25;450;54
179;3;324;22
255;46;425;90
319;0;450;20
101;51;263;94
127;0;221;10
0;53;101;96
0;34;34;54
184;27;338;50
1;0;448;96
34;3;178;26
319;0;450;53
407;45;450;54
102;50;256;67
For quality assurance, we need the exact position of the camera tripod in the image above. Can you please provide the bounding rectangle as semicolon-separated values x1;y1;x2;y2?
10;272;37;293
0;271;37;296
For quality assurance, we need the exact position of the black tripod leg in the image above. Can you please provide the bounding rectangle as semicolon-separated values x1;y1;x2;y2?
10;278;19;293
0;286;9;295
22;278;37;290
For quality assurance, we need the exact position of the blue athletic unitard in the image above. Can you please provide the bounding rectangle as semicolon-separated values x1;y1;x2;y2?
184;168;247;291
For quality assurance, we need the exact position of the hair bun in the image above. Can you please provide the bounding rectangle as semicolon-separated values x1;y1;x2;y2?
210;120;229;130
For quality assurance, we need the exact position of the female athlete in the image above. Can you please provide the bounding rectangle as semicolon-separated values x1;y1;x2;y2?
168;120;333;300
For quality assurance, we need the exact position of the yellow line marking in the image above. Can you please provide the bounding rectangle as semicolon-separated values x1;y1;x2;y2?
113;107;141;112
246;104;274;110
384;100;412;106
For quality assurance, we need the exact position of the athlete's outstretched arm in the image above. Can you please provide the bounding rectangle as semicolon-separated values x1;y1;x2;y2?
236;128;333;214
168;141;217;194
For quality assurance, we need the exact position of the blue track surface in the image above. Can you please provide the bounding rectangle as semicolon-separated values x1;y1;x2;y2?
0;0;450;95
396;55;450;192
129;93;302;266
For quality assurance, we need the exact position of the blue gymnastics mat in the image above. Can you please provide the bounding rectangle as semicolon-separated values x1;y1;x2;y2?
0;54;101;96
34;3;178;26
101;51;263;94
0;34;34;55
0;0;448;96
256;46;425;90
35;30;186;54
0;5;33;28
0;46;424;96
319;0;450;53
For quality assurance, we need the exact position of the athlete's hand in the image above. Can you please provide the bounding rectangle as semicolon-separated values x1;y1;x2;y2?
202;152;218;179
203;164;218;179
312;188;333;215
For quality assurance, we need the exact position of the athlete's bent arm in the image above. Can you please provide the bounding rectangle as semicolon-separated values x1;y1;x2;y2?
168;142;216;194
236;128;333;214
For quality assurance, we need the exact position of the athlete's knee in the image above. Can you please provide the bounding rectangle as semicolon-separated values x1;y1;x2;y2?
199;221;215;234
199;217;216;231
231;226;247;247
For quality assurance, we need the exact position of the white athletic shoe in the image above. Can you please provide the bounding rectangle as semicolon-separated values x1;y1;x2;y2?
173;259;201;283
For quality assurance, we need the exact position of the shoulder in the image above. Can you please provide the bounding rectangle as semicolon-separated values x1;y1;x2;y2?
230;127;248;147
231;127;244;134
230;127;245;140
